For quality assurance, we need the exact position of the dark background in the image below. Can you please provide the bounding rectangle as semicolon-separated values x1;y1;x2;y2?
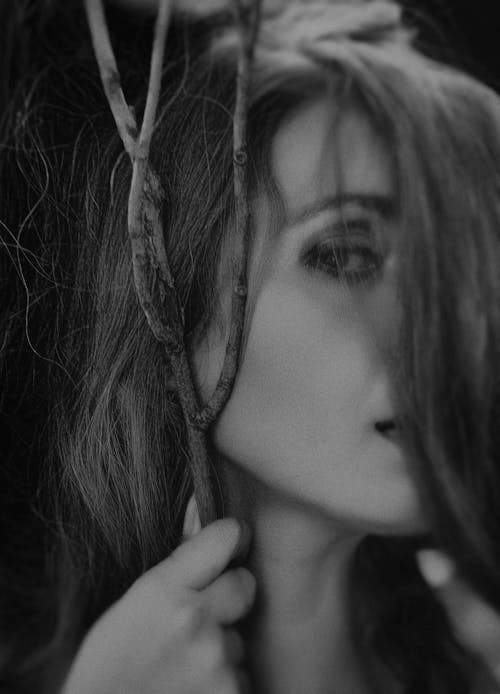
405;0;499;90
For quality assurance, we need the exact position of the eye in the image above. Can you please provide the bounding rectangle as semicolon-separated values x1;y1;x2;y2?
301;238;384;284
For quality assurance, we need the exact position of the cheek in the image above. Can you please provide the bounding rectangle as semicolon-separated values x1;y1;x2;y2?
212;278;376;482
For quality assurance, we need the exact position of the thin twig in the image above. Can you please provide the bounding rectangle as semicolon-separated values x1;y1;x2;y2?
137;0;173;158
197;0;262;428
127;0;218;524
85;0;217;524
84;0;138;157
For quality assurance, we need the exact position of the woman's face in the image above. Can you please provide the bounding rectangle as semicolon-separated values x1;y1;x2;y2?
195;96;426;535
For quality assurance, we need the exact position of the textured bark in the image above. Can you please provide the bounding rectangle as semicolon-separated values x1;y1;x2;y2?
84;0;261;525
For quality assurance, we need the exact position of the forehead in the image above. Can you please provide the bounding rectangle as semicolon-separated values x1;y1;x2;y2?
271;96;393;217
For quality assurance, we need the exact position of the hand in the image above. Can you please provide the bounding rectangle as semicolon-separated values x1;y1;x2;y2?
62;498;256;694
417;549;500;693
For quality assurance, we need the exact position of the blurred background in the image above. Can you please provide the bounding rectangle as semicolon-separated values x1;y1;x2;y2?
405;0;498;89
112;0;499;89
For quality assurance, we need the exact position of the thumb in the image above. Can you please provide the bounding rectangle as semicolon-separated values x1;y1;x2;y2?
416;549;500;683
182;494;201;540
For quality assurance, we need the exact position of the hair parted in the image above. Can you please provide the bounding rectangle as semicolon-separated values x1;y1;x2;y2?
1;1;500;693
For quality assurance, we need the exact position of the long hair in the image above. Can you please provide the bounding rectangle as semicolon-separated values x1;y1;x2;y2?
395;15;500;621
1;1;499;692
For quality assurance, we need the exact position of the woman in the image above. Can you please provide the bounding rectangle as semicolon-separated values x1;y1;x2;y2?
0;1;499;693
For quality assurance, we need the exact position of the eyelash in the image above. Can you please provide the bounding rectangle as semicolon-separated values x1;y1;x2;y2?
301;229;384;285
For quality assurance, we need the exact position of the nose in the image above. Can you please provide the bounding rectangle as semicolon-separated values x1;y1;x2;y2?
374;418;396;435
374;417;403;441
362;256;403;426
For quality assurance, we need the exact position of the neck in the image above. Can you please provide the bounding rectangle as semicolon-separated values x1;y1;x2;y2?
219;460;372;694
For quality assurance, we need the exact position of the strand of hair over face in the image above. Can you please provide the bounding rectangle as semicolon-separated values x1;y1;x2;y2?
84;0;262;525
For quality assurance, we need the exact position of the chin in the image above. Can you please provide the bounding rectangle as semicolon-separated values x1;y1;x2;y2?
362;511;430;537
315;476;430;538
325;509;429;539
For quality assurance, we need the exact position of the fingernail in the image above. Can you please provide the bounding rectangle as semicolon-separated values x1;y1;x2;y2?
182;495;201;539
416;549;456;588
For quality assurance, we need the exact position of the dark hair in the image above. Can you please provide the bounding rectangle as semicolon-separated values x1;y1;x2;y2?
1;2;499;693
395;27;500;615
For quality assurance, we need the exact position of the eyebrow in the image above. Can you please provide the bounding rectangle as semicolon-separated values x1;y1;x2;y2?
286;193;396;227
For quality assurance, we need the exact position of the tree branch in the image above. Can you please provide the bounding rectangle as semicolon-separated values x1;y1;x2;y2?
84;0;138;157
197;0;262;428
137;0;172;158
85;0;262;527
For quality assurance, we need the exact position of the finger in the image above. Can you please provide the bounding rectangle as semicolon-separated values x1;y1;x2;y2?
416;549;500;680
223;627;245;665
154;518;252;590
202;567;257;625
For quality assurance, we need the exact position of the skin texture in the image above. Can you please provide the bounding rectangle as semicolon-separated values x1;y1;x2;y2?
197;97;426;536
192;97;427;694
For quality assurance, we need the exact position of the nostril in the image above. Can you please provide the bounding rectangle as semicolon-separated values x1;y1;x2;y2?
375;419;396;435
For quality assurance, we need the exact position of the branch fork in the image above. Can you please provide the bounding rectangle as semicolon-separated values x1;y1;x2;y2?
84;0;262;525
